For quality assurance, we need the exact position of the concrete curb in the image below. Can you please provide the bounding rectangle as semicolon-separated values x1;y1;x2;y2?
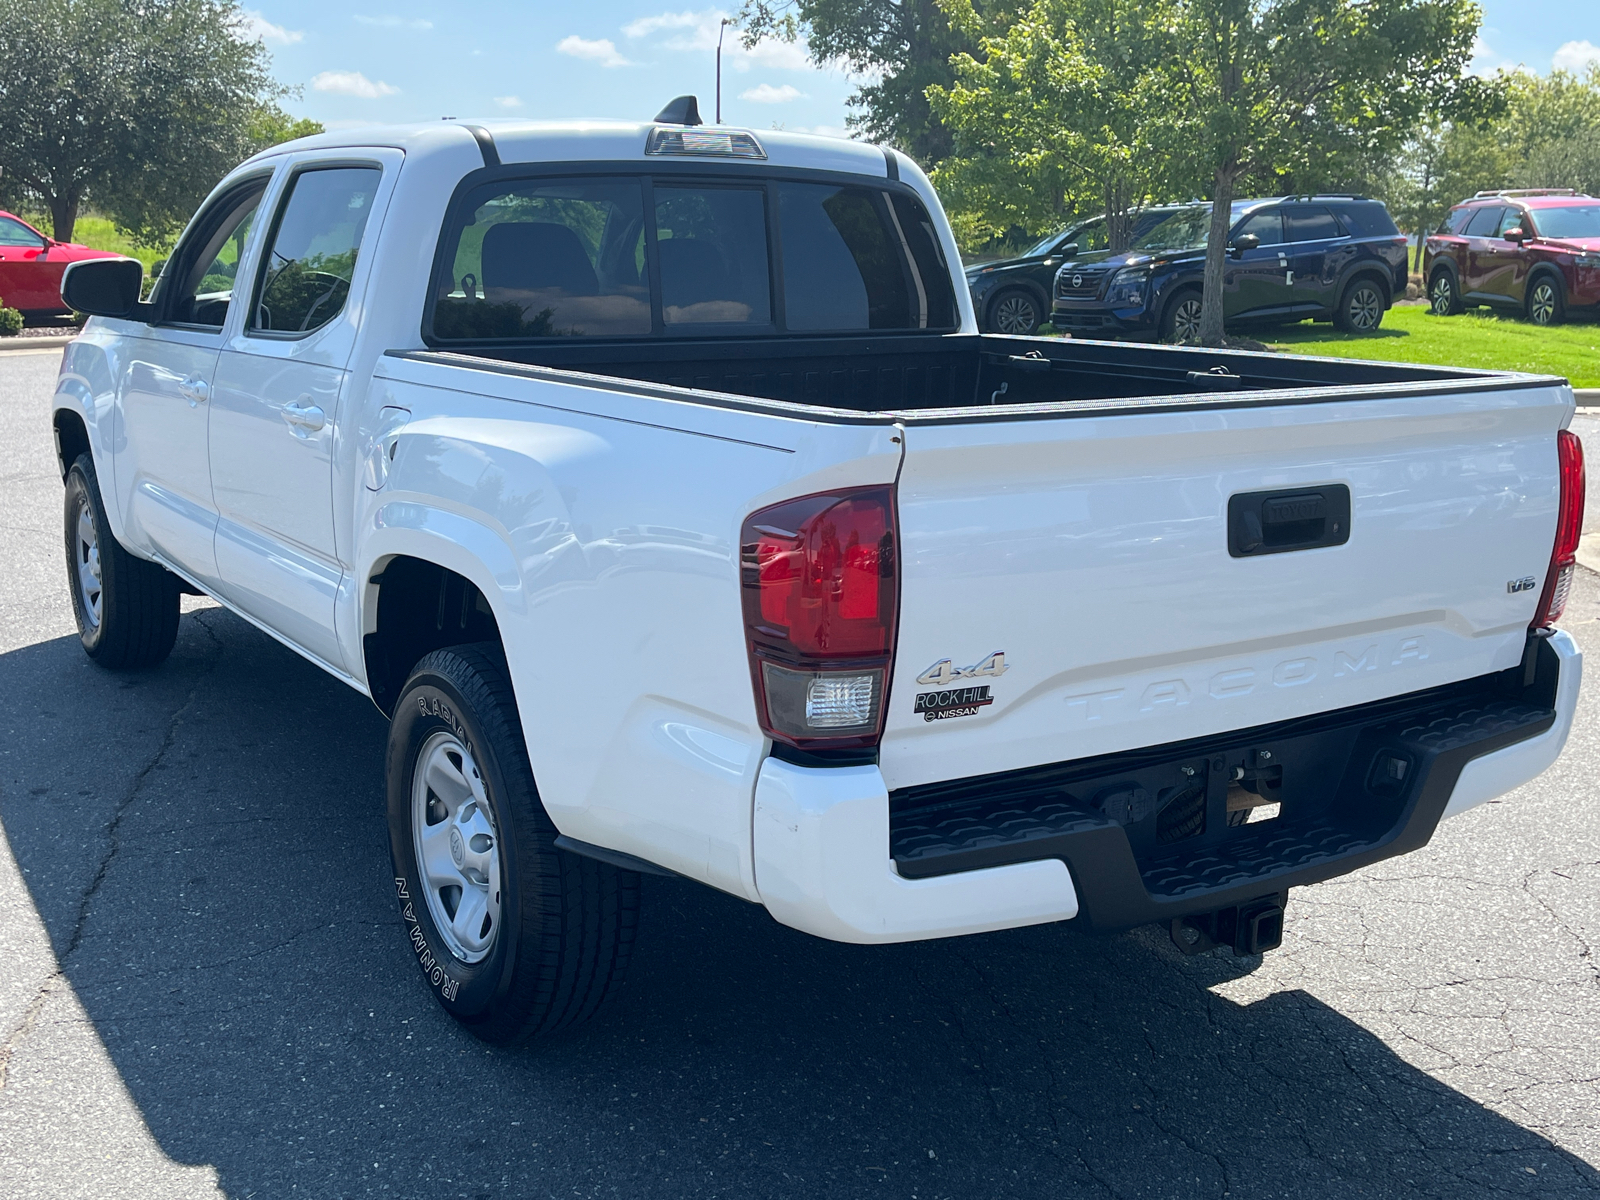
0;335;75;352
1575;388;1599;405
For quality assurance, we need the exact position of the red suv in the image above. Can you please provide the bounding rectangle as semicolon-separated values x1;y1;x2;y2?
1424;190;1600;325
0;211;121;319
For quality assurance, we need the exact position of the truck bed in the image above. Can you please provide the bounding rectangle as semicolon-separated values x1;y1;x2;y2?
426;331;1543;416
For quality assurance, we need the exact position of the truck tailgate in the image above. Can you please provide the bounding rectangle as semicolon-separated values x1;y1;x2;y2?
879;382;1572;792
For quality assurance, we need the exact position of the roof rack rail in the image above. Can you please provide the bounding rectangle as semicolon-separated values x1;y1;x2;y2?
1276;193;1369;202
1471;188;1582;198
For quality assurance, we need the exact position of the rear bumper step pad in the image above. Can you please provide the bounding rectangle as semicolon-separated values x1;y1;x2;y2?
889;639;1560;932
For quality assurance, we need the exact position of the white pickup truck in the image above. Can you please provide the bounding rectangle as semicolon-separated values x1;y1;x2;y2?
53;103;1584;1045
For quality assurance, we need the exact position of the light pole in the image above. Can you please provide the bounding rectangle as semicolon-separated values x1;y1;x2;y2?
716;18;732;123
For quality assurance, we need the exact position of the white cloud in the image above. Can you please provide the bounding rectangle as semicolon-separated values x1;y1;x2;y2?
740;83;805;103
557;35;635;68
623;10;815;73
493;95;523;109
1554;40;1600;73
237;9;303;44
311;70;400;98
355;14;434;29
1468;33;1517;76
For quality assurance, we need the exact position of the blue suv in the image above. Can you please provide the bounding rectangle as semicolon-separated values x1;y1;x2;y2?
1049;197;1409;341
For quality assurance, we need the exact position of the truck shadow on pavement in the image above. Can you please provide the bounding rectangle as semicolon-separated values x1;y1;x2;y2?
0;609;1595;1199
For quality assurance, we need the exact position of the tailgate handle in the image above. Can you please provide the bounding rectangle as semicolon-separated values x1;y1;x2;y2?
1229;485;1351;557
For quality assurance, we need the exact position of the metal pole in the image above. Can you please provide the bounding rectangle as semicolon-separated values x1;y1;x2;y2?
716;19;731;123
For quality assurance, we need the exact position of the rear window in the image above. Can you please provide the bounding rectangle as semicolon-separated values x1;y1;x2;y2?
429;173;955;341
1336;203;1399;238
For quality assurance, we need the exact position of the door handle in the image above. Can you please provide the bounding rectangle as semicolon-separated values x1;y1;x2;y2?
281;399;327;434
177;376;209;405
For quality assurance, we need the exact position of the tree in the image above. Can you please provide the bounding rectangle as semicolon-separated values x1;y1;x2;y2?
931;0;1187;252
1167;0;1490;343
737;0;1022;165
0;0;289;243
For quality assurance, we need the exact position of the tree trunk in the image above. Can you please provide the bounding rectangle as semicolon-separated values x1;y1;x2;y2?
1198;164;1239;345
47;192;79;243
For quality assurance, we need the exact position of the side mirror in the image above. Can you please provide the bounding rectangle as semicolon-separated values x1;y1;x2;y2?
1228;232;1261;258
61;258;145;319
1503;227;1526;242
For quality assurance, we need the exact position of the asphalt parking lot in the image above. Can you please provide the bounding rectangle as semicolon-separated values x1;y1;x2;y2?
1;344;1598;1198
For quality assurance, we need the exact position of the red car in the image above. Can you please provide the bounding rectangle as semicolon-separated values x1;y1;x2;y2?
0;211;122;319
1424;190;1600;325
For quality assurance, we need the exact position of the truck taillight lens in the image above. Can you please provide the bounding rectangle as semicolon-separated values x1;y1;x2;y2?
1532;428;1585;629
740;487;898;750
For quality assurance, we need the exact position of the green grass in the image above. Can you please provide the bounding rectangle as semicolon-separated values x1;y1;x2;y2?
1268;304;1600;387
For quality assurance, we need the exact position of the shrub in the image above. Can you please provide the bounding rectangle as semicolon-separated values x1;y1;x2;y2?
0;305;23;336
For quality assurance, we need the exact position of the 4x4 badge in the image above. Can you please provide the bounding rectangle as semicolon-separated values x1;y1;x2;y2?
916;651;1008;687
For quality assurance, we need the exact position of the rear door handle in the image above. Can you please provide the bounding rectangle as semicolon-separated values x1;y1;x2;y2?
177;376;209;405
281;399;326;434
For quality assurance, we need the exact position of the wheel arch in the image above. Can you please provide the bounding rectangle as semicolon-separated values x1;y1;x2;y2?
1526;263;1567;301
361;550;508;717
52;405;91;481
1343;267;1392;307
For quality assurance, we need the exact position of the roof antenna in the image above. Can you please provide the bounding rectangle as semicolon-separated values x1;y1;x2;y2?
654;95;703;126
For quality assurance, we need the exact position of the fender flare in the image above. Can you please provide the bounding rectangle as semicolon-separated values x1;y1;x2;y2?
1525;263;1567;304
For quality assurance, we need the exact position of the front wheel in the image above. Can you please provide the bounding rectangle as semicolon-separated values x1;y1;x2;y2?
386;645;638;1044
1527;275;1565;326
1159;290;1204;343
987;288;1042;335
1334;277;1386;332
1428;270;1463;316
63;453;181;668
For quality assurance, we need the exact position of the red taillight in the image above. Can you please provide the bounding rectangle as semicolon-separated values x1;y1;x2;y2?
1532;428;1585;629
741;486;898;750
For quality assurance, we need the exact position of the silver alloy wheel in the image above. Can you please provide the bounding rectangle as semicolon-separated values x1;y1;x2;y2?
1429;275;1454;316
74;503;102;629
993;293;1039;334
1170;296;1203;343
412;730;502;963
1529;280;1558;325
1347;284;1383;331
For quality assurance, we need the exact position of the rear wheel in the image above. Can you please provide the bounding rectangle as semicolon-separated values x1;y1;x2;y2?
1159;289;1203;343
63;453;181;669
386;645;638;1044
1428;270;1463;316
988;288;1042;335
1334;277;1386;332
1527;275;1565;326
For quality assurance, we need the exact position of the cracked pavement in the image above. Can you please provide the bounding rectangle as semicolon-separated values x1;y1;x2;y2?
1;347;1598;1197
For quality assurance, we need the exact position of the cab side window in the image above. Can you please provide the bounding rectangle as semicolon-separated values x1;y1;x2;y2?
1284;207;1341;242
252;167;381;335
0;216;46;248
1463;206;1505;237
1235;210;1284;245
159;181;268;327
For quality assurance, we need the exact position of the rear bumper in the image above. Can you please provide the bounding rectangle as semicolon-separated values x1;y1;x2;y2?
752;632;1578;944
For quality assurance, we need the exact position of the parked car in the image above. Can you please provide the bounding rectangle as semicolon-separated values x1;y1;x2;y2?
1423;190;1600;325
965;208;1184;334
1050;196;1409;341
0;211;120;319
55;108;1581;1044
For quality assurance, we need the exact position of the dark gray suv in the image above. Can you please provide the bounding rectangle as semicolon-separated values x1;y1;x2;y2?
1049;197;1410;341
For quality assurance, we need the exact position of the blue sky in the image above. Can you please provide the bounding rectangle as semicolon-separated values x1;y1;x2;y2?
245;1;1598;144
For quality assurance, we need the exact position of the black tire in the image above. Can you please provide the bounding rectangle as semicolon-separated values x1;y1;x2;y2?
1334;276;1386;332
1159;288;1203;343
1428;269;1463;316
987;288;1041;335
386;644;638;1045
63;453;181;669
1526;273;1565;326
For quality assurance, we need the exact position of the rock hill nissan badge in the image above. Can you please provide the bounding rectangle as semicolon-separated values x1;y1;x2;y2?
915;652;1008;722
